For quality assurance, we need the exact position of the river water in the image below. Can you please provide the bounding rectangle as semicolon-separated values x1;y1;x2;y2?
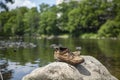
0;38;120;80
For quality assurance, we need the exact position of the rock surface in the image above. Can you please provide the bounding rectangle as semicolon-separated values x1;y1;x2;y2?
22;56;118;80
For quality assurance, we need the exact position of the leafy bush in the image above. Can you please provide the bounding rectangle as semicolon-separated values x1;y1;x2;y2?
80;33;98;39
98;20;120;37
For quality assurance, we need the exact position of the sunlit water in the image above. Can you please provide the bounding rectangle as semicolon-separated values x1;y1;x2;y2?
0;38;120;80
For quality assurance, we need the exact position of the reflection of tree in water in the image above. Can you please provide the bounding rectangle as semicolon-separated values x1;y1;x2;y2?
0;59;13;80
97;39;120;79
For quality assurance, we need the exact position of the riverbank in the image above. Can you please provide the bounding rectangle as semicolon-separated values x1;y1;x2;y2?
0;34;120;40
29;34;120;40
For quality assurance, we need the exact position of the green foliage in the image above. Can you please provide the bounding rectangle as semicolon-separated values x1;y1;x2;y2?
97;0;120;38
68;0;113;33
57;2;69;31
1;7;28;36
80;33;98;39
0;10;16;36
67;8;80;33
98;20;120;37
39;6;60;35
0;0;14;11
39;3;50;12
4;16;17;35
23;7;39;36
15;7;28;36
0;0;120;38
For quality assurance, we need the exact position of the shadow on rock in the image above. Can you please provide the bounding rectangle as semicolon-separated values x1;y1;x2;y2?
75;64;91;76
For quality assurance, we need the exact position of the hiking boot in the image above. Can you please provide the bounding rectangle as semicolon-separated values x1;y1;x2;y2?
54;47;84;65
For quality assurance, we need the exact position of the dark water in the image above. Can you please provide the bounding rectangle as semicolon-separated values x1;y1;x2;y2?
0;38;120;80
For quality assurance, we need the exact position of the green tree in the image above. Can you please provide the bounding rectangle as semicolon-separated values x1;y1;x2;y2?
67;8;81;36
67;0;115;36
4;7;28;36
39;5;59;35
0;0;14;11
98;20;120;37
0;11;9;35
57;2;69;31
23;7;39;36
98;0;120;38
3;15;17;36
39;3;49;12
15;7;28;36
0;0;120;38
0;10;17;36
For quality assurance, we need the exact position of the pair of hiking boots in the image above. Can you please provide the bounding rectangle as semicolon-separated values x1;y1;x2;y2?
54;47;84;65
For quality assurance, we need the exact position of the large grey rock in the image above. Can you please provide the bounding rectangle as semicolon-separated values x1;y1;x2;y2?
22;56;118;80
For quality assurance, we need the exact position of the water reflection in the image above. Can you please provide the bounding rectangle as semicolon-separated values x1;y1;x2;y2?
0;38;120;80
0;59;13;80
8;62;38;80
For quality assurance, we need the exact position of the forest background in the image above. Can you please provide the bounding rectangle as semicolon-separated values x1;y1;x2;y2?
0;0;120;39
